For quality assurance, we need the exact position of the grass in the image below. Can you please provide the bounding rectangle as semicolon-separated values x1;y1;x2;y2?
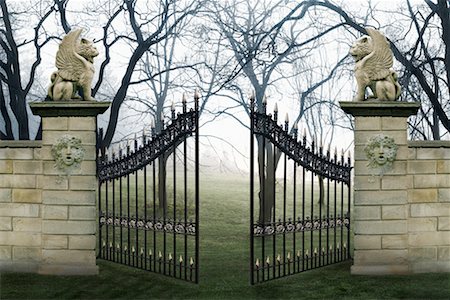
1;172;450;299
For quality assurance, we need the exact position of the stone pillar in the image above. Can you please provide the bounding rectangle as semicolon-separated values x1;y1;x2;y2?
30;101;109;275
340;101;420;275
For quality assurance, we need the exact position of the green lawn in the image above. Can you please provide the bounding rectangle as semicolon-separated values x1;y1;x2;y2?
1;172;450;299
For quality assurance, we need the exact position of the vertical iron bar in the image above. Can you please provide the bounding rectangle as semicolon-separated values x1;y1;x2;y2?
334;178;337;263
144;165;147;270
184;133;188;280
341;179;344;262
327;177;330;265
120;176;123;264
194;92;200;283
112;178;116;262
261;136;266;281
347;176;351;260
272;142;276;279
135;170;139;268
310;171;313;270
105;180;109;260
173;136;177;278
293;162;296;274
98;180;102;259
127;171;130;266
250;98;255;285
283;153;287;276
302;167;305;271
153;162;156;272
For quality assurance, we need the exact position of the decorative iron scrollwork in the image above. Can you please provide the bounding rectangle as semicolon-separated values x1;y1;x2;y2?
97;110;196;182
252;215;350;237
252;112;352;184
99;212;196;235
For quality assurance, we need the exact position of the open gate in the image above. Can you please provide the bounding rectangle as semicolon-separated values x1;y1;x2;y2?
97;95;199;283
249;97;352;284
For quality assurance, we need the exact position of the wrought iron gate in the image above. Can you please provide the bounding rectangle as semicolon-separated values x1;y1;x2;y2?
249;97;352;284
97;95;199;283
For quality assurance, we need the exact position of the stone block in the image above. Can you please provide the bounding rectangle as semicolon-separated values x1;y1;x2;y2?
410;261;450;273
409;232;450;246
381;176;411;190
43;161;60;175
0;246;11;260
438;217;450;231
438;189;450;202
354;206;381;220
0;189;11;202
438;247;450;260
68;235;96;250
381;117;408;131
382;205;406;220
69;206;96;220
351;264;409;275
354;190;407;205
43;205;68;220
33;148;41;160
354;235;381;249
0;217;12;230
0;175;12;188
69;176;96;191
0;232;41;246
0;160;13;173
355;131;407;146
409;247;437;261
42;249;96;265
68;117;95;131
382;235;407;249
13;161;42;174
416;148;450;160
355;117;381;131
11;175;36;188
408;189;438;203
0;203;40;217
42;190;95;205
12;189;42;203
39;146;53;160
408;160;436;174
410;203;450;217
0;148;34;160
42;117;69;130
79;161;96;176
408;217;437;232
40;175;68;190
437;175;450;188
354;220;407;234
81;145;97;161
354;249;408;265
42;220;95;235
13;218;42;232
354;176;380;191
43;130;95;146
42;235;68;249
13;247;41;262
437;161;450;174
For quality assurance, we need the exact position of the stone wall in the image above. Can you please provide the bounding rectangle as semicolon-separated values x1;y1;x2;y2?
341;101;450;275
0;141;43;272
0;101;109;275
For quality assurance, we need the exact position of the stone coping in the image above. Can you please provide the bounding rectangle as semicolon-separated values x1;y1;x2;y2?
30;101;111;117
339;101;420;117
408;140;450;148
0;140;42;148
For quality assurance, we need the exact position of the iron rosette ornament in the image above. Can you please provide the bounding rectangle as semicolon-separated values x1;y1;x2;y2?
364;134;398;176
51;135;85;175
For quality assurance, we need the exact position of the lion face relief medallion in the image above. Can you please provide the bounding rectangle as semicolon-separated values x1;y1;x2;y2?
364;134;398;175
51;135;85;174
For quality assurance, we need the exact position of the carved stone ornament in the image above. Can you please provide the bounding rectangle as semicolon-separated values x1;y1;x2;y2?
51;135;85;174
47;29;98;101
364;134;398;175
350;27;401;101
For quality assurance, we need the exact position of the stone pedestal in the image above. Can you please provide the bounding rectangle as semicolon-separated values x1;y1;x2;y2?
340;101;420;275
30;101;109;275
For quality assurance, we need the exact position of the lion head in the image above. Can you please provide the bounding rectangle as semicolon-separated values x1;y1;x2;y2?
51;135;85;173
349;35;373;62
364;134;397;174
77;38;99;63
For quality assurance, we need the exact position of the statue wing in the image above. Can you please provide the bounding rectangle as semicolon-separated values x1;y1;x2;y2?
364;28;393;80
55;29;85;81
